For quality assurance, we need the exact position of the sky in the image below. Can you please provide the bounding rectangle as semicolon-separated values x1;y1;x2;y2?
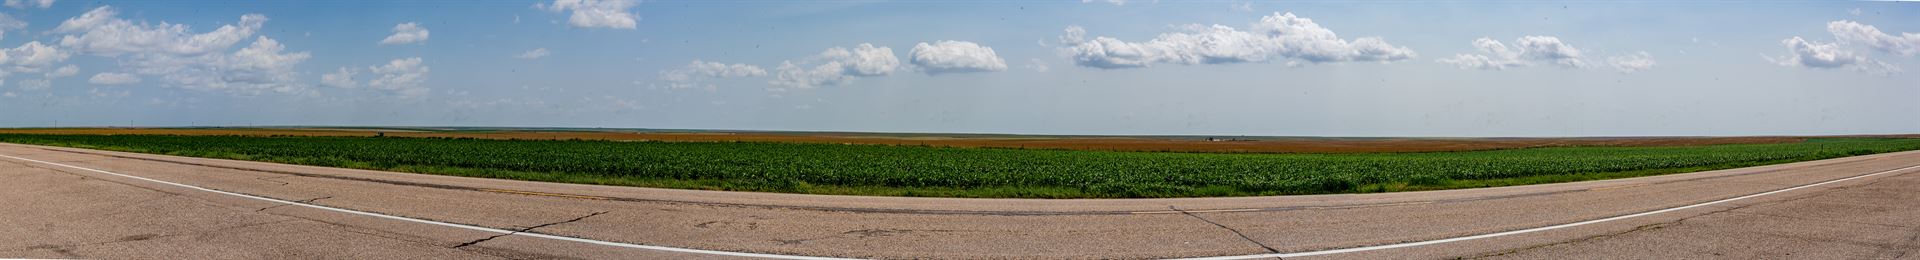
0;0;1915;137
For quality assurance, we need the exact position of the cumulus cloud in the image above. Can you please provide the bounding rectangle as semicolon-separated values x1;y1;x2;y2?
1826;20;1918;57
51;6;313;94
88;72;139;85
771;43;899;89
1775;37;1866;68
1057;12;1415;69
2;41;72;73
56;6;266;56
1607;52;1656;73
0;41;73;91
320;67;357;88
656;60;766;90
46;64;77;78
1512;36;1587;68
908;41;1007;74
379;22;429;45
1440;36;1661;73
3;0;51;9
125;36;313;94
1436;38;1524;70
1082;0;1125;5
516;48;550;59
367;57;431;97
1767;36;1898;74
535;0;639;29
1439;36;1592;70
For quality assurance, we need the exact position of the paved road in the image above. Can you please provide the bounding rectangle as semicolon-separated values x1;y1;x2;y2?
2;142;1918;259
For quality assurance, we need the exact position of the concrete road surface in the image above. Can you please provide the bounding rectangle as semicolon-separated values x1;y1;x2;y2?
2;142;1919;259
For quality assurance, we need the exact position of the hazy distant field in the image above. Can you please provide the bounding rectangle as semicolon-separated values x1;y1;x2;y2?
3;132;1917;198
0;127;1839;153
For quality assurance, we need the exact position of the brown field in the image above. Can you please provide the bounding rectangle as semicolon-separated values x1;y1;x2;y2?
1;128;1911;153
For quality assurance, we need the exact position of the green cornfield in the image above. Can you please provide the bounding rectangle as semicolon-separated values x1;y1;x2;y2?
3;134;1917;198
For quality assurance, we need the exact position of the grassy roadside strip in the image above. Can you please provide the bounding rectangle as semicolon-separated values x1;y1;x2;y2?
1;134;1916;198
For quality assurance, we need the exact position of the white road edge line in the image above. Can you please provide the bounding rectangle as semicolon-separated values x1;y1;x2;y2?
1178;163;1920;260
0;153;855;260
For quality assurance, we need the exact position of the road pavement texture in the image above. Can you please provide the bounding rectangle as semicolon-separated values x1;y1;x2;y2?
2;142;1919;259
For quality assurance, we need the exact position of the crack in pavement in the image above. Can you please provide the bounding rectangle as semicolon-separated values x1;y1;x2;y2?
1470;169;1915;259
1171;205;1279;254
1;218;299;254
1466;202;1750;259
258;196;333;212
256;176;293;186
771;228;959;245
1887;226;1920;259
1722;211;1915;229
450;211;610;249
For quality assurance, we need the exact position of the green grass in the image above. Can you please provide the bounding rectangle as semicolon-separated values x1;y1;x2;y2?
1;133;1916;198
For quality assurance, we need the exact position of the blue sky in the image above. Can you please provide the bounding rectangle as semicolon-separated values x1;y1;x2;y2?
0;0;1915;136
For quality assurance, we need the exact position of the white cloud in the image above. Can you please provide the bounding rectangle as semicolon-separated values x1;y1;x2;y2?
379;22;429;45
1849;8;1862;16
2;41;72;73
51;6;312;95
535;0;639;29
0;14;25;42
125;36;313;94
1437;38;1524;70
46;64;77;78
1768;36;1898;74
1775;36;1866;68
1607;52;1656;73
908;40;1007;74
56;6;266;56
87;72;139;85
516;48;551;59
771;43;899;89
1826;20;1918;57
3;0;51;9
1081;0;1125;5
1024;58;1050;72
1057;12;1415;69
1232;2;1253;12
1513;36;1587;68
366;57;430;97
657;60;766;89
320;67;357;88
1439;36;1589;70
0;41;72;92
